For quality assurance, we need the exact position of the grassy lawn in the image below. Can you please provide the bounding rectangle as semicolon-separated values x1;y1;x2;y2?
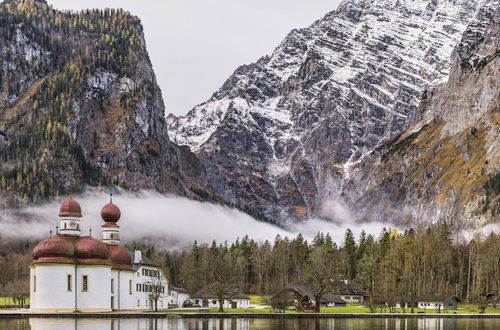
250;295;268;305
320;304;372;313
0;297;30;306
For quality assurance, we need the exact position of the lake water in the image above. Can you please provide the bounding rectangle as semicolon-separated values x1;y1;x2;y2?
1;317;500;330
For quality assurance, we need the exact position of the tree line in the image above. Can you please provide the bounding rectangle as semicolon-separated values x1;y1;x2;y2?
147;224;500;307
1;224;499;309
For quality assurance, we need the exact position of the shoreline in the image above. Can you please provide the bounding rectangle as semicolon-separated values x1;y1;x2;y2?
2;312;500;319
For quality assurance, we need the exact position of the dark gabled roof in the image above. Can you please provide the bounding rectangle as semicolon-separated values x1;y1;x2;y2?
418;294;461;303
291;283;315;300
169;285;189;294
192;288;249;300
331;280;369;296
280;284;346;304
141;254;160;267
320;292;347;304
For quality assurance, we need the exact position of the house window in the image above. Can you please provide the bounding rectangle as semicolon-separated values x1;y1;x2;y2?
129;280;133;295
82;275;88;292
137;283;141;292
111;278;114;294
33;276;36;292
146;300;148;306
67;274;72;292
212;300;217;304
137;299;140;307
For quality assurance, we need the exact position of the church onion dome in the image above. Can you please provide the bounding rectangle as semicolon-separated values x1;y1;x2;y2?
75;236;111;266
32;234;76;264
108;245;132;270
101;201;121;223
59;196;82;218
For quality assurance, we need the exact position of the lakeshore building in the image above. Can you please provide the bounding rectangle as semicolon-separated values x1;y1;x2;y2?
29;196;169;312
190;289;250;309
417;295;460;310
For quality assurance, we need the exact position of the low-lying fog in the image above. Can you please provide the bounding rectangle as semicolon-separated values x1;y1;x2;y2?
1;190;391;249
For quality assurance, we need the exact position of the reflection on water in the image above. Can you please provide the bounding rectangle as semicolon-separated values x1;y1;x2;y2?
0;317;499;330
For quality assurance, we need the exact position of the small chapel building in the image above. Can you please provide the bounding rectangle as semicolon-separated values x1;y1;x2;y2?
29;196;168;312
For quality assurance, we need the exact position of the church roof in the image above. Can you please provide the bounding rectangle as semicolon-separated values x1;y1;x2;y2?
101;200;121;223
58;196;82;218
32;235;135;270
32;234;112;266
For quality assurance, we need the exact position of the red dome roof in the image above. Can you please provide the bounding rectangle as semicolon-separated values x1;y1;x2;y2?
75;236;110;265
59;196;82;218
33;234;76;264
101;201;121;223
108;245;132;270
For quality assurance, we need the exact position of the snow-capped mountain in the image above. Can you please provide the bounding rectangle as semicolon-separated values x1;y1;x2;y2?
167;0;492;222
344;3;499;227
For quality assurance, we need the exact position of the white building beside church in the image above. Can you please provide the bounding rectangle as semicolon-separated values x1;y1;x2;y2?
29;196;169;312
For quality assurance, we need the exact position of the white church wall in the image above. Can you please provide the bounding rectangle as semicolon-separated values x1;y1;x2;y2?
29;267;36;309
30;264;76;312
117;270;137;310
75;266;111;312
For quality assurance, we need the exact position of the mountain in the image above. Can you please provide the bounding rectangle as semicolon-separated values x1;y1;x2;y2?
0;0;216;207
167;0;495;223
344;3;499;227
1;0;497;228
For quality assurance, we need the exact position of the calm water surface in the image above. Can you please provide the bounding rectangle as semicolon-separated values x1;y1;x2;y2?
1;317;500;330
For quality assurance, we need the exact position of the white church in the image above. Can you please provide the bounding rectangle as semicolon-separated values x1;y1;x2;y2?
29;196;169;312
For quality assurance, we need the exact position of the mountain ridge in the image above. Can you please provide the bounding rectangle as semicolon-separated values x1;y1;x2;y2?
167;0;495;224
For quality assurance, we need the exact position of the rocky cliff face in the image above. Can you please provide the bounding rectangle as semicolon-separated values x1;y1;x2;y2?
0;0;214;207
168;0;493;222
344;3;499;227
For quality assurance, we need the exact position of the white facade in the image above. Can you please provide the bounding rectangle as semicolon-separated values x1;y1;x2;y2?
339;294;365;303
418;301;457;310
30;264;116;312
133;263;169;310
169;289;190;307
192;297;250;309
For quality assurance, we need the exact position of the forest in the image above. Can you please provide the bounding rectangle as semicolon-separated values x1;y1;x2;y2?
2;224;499;309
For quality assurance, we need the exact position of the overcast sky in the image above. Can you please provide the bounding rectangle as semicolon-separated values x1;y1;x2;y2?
46;0;342;116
